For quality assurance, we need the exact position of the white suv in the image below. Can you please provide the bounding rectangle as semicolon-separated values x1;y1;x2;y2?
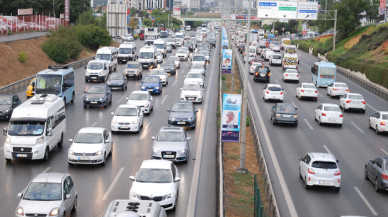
299;152;341;192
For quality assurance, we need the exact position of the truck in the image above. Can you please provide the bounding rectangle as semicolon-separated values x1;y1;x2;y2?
249;33;258;44
258;29;265;39
144;27;158;45
267;34;275;41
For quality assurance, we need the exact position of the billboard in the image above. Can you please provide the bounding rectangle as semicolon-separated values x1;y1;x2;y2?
222;49;232;73
65;0;70;22
244;0;249;9
297;2;318;20
18;9;33;16
257;1;297;19
221;94;242;142
380;0;386;15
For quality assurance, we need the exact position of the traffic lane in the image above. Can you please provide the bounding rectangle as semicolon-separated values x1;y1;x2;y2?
235;51;387;217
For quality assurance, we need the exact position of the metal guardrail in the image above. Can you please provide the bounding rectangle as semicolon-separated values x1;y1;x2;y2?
0;56;95;95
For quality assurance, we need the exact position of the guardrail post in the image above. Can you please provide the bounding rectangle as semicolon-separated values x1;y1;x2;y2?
266;183;270;201
269;194;272;212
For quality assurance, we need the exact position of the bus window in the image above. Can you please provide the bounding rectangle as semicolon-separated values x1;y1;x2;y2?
36;74;63;95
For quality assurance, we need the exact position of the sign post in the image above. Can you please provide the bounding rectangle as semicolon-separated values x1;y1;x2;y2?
65;0;70;25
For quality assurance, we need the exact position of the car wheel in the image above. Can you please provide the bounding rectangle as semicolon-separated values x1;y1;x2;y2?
71;92;75;103
375;178;381;192
318;117;322;126
334;187;340;192
299;167;302;179
376;125;380;134
44;148;49;161
362;109;366;113
102;152;106;166
5;158;11;163
338;124;342;127
84;105;87;108
58;133;63;148
72;197;77;212
369;121;373;129
272;117;276;125
364;167;369;180
122;86;125;91
304;177;310;189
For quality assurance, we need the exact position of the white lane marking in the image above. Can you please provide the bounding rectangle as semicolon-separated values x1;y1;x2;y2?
78;94;84;98
304;119;314;130
0;146;3;151
367;103;378;112
17;167;51;197
284;90;287;95
160;95;168;104
90;122;98;127
140;123;151;140
301;62;310;69
275;79;279;84
102;167;125;201
354;187;378;216
116;95;127;103
41;167;51;174
291;101;297;108
318;93;323;97
234;50;298;217
173;79;178;86
187;40;217;217
381;149;388;156
323;145;332;154
351;122;364;133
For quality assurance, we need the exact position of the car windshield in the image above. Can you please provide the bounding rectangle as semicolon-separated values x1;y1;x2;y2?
96;54;111;60
349;95;363;100
249;53;255;57
74;133;103;143
151;70;165;75
193;56;205;61
156;131;185;141
320;67;336;76
88;86;106;94
259;45;266;48
171;103;193;112
110;74;123;80
169;57;178;61
176;35;183;38
115;108;137;116
183;83;201;90
324;106;340;112
126;64;139;69
334;83;347;88
136;169;172;183
23;183;62;201
88;62;104;70
119;48;132;54
167;38;175;42
268;87;282;91
8;121;45;136
277;104;295;113
154;44;164;49
160;32;168;38
312;161;338;169
200;51;208;55
187;73;202;78
177;50;186;53
145;35;156;40
162;61;174;66
0;96;12;105
144;77;159;83
286;70;298;74
303;85;316;89
156;53;162;58
273;55;282;59
35;74;62;94
129;93;148;100
140;52;153;59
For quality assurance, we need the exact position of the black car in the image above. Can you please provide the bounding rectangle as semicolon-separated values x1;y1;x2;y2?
0;94;22;120
270;103;298;126
107;72;128;91
253;66;271;83
161;60;176;75
238;43;246;53
183;42;194;52
167;101;198;129
208;38;216;48
83;85;112;108
365;157;388;192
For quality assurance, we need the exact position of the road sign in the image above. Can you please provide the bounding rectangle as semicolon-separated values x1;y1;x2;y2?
127;8;130;16
302;31;306;35
170;23;173;27
257;1;297;19
152;17;154;22
297;2;318;20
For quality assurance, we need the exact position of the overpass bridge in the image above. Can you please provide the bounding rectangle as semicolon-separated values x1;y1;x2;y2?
181;13;263;22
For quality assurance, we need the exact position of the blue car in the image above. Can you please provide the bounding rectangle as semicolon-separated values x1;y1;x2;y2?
141;76;163;94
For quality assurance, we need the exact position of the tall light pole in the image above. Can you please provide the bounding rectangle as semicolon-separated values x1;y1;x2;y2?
237;0;251;174
53;0;55;18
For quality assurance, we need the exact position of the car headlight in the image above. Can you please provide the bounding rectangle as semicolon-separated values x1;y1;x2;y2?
111;120;117;124
36;136;44;144
155;87;160;89
131;191;141;200
275;114;280;117
3;109;9;113
6;136;11;143
85;97;89;101
294;115;298;118
188;117;192;121
141;86;145;89
27;87;31;91
178;149;186;153
170;117;175;121
143;103;149;108
153;148;161;153
49;207;59;216
94;150;103;156
100;98;103;100
99;71;104;75
68;150;75;155
85;71;89;75
132;120;138;124
162;192;174;200
16;206;24;215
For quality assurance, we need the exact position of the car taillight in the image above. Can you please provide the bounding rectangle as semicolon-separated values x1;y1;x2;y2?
332;76;335;79
322;113;326;116
339;114;343;117
334;170;341;176
333;88;339;91
308;168;315;174
280;92;283;95
315;90;318;93
361;101;366;104
346;100;351;103
297;75;299;77
285;74;288;77
320;75;322;78
381;122;386;126
383;174;388;180
255;72;258;76
266;91;269;94
268;73;270;77
301;90;304;93
346;89;350;92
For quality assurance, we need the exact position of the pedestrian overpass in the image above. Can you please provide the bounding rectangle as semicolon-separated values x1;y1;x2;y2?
180;13;263;22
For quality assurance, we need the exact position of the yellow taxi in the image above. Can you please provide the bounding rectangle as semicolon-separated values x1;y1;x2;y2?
26;78;36;98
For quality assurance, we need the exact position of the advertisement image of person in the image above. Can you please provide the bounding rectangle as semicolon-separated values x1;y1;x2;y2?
223;58;231;68
222;111;238;129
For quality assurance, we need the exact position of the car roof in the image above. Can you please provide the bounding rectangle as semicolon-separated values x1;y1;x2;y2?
301;83;315;85
174;101;193;105
276;103;294;107
267;84;281;87
131;91;148;94
140;160;172;169
321;103;339;107
32;173;67;183
79;127;105;133
347;93;362;96
193;54;205;57
309;153;337;162
118;104;138;109
89;84;107;88
159;126;184;132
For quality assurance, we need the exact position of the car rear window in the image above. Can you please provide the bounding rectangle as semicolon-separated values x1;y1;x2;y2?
312;161;338;169
382;114;388;120
257;67;269;73
324;106;340;112
286;70;298;74
349;95;363;100
334;84;347;88
303;85;316;89
268;87;282;91
273;55;281;59
277;104;295;113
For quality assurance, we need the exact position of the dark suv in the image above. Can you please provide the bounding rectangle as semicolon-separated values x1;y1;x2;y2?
253;66;271;83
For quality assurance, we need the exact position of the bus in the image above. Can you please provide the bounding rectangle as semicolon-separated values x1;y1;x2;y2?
160;31;168;40
35;65;75;105
139;28;145;40
180;25;185;31
311;61;337;87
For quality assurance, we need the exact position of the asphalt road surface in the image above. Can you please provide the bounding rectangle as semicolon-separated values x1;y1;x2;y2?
0;36;219;217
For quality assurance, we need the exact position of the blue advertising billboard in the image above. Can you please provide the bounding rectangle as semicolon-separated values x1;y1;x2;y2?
221;94;242;142
222;49;232;74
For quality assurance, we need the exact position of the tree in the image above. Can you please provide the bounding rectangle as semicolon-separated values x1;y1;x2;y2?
128;17;137;33
130;7;137;17
288;20;298;33
96;7;103;13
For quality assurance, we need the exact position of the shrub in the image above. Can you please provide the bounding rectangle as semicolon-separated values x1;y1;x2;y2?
134;33;139;40
75;24;111;50
18;50;28;63
42;26;82;63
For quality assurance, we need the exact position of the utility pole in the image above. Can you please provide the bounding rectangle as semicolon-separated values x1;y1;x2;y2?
231;0;236;91
333;9;337;52
237;0;251;174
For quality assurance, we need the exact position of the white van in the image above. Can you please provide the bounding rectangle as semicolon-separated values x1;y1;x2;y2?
3;94;66;162
153;39;167;58
118;42;137;63
96;47;118;72
175;33;184;46
186;25;191;31
192;54;206;68
84;60;109;82
138;45;157;68
101;200;167;217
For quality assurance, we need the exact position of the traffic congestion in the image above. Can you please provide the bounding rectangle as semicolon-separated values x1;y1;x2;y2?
0;23;220;217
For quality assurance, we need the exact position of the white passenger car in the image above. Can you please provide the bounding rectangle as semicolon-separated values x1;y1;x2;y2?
295;83;318;101
180;83;204;103
269;53;282;66
327;82;349;98
250;62;262;74
149;69;169;86
339;93;366;113
126;91;154;114
129;160;180;210
314;104;343;127
263;84;284;102
299;153;341;192
184;72;204;88
68;127;112;165
111;105;144;133
282;69;299;83
369;111;388;134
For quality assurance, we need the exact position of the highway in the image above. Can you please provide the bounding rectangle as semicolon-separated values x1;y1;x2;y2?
0;37;219;217
234;40;388;217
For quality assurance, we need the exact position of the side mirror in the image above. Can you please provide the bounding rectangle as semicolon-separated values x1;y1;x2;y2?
148;73;150;75
84;91;86;94
125;97;129;101
295;107;297;110
17;193;23;198
129;176;135;181
175;177;181;182
141;81;143;83
84;66;86;69
282;88;284;90
183;76;186;78
3;127;8;136
105;67;107;70
167;109;170;112
105;140;110;143
151;136;156;140
111;58;114;61
111;112;114;115
298;157;303;161
336;160;339;163
69;139;73;143
202;89;204;91
180;88;183;90
195;110;198;112
48;128;53;136
271;106;274;108
187;137;191;141
150;96;153;101
311;67;313;72
65;194;71;199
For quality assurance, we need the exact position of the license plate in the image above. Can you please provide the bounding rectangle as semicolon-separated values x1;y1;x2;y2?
16;154;27;158
112;88;118;89
177;122;186;124
163;155;175;158
147;89;153;92
78;157;90;160
91;102;97;104
91;77;97;79
319;180;331;185
143;64;148;66
128;74;134;76
260;73;265;77
120;126;129;129
329;118;336;121
283;115;291;118
353;102;359;104
188;98;195;100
